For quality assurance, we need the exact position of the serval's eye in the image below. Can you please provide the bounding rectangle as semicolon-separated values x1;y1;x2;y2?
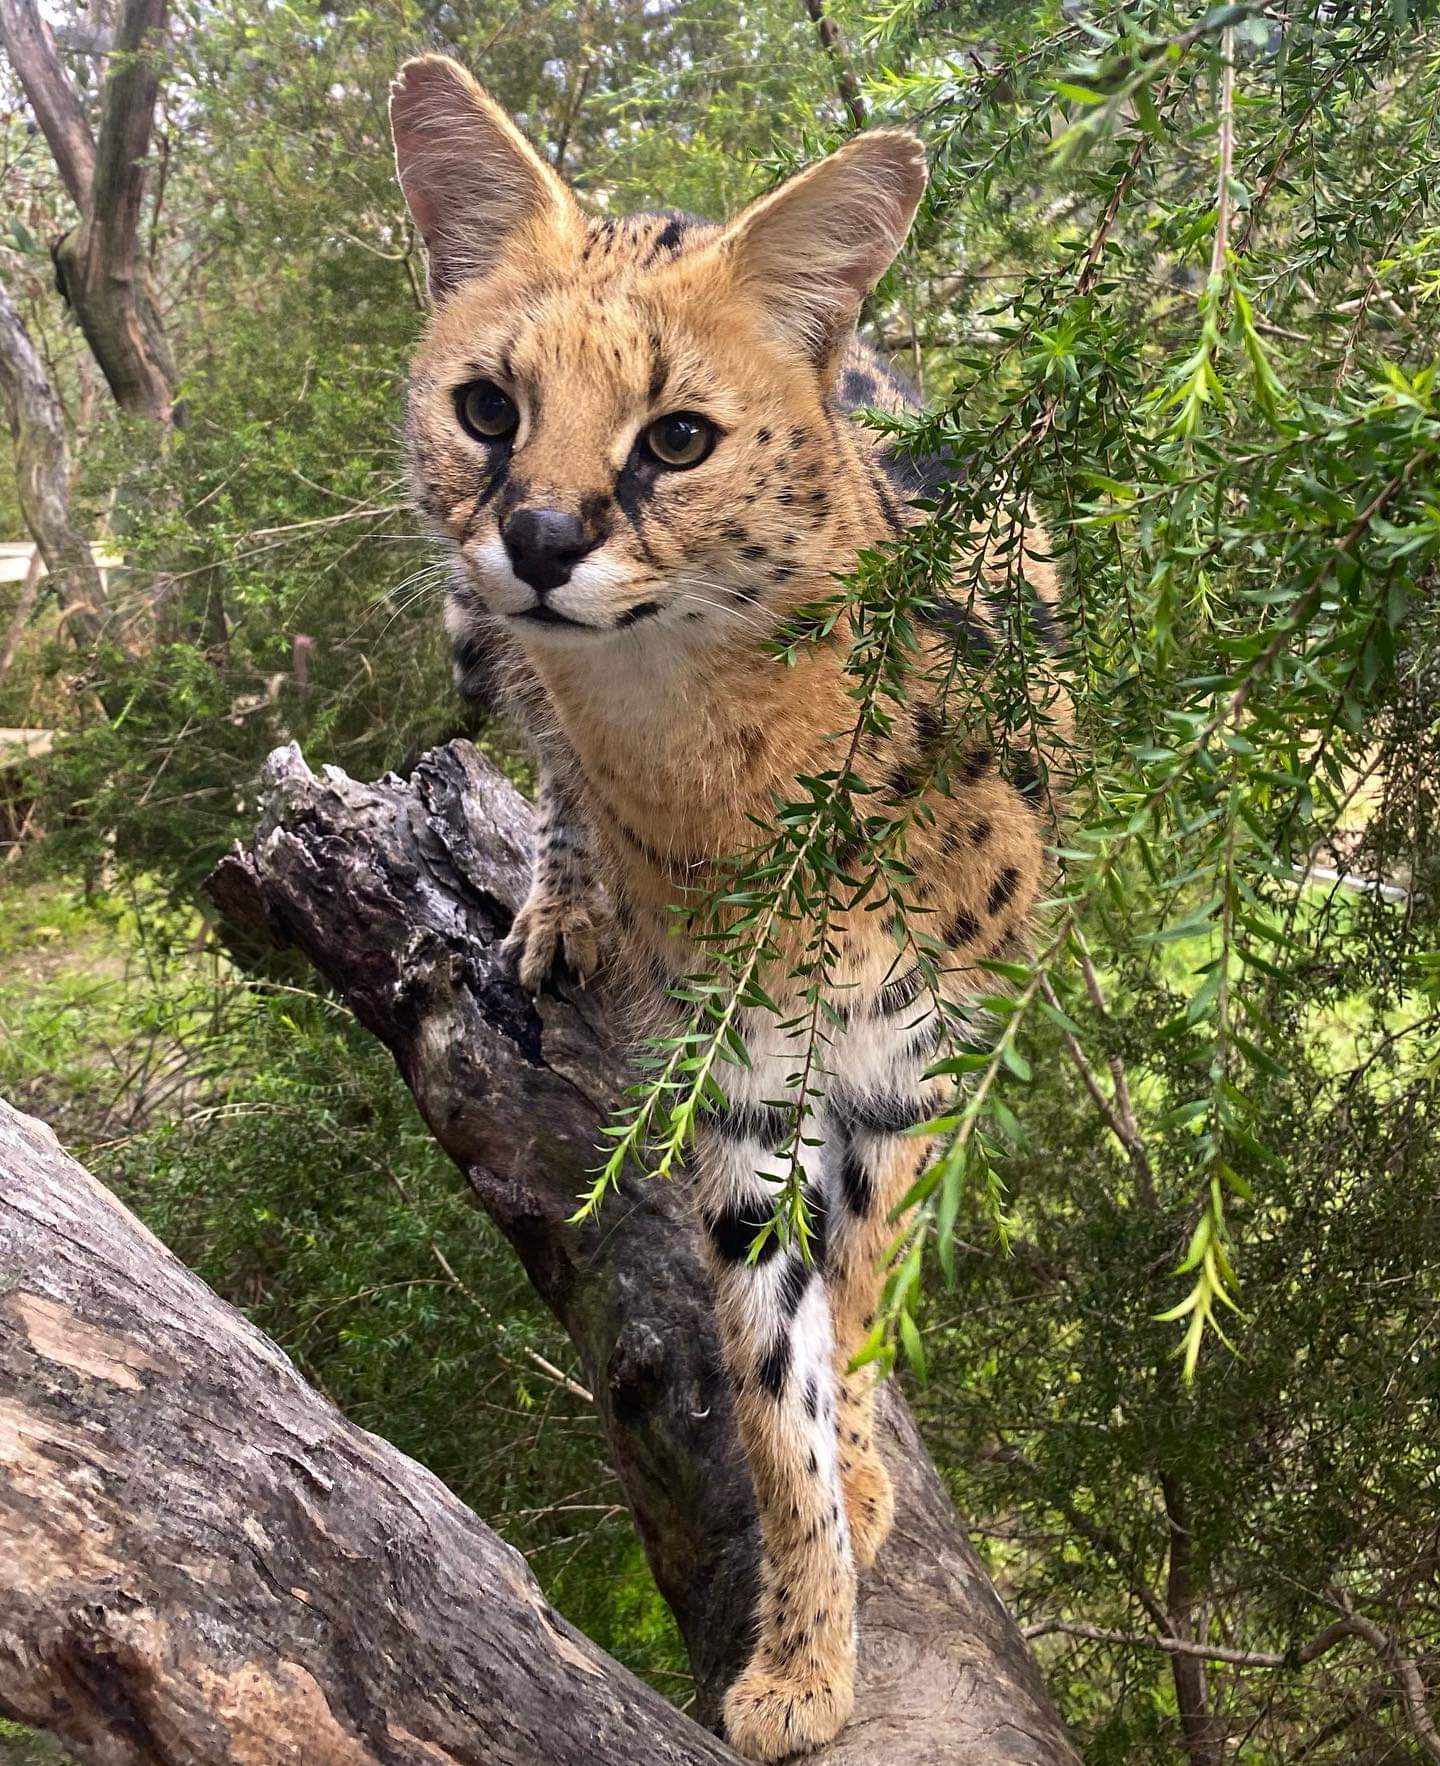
644;411;715;470
456;380;518;441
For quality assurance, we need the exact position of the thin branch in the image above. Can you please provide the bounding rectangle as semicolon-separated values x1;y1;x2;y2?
802;0;867;130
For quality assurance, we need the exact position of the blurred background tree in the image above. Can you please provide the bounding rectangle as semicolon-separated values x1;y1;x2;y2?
1;0;1437;1761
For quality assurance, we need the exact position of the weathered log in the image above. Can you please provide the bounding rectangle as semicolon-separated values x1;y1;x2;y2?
203;738;1079;1765
0;1096;739;1763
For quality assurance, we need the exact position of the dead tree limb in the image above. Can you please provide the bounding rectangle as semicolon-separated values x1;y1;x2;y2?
203;738;1080;1765
0;1096;741;1764
0;0;178;424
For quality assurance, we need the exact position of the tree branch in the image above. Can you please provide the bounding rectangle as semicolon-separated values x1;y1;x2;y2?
204;738;1080;1764
0;0;96;208
0;274;107;646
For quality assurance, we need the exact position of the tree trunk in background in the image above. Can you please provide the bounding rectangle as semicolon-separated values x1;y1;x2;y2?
202;738;1081;1765
0;277;107;648
0;0;178;426
1163;1474;1223;1766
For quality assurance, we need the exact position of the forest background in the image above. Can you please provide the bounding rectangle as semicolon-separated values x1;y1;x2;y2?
1;0;1438;1760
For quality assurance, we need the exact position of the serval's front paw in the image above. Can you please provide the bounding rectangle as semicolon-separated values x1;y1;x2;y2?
840;1447;894;1571
501;887;609;991
722;1658;854;1762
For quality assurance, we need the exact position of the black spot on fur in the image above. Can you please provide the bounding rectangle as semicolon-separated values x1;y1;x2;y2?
970;817;993;847
1014;757;1044;804
919;597;995;659
962;744;994;782
705;1202;780;1264
701;1098;791;1148
837;1133;875;1216
647;333;669;404
948;907;981;946
643;211;692;263
778;1255;813;1320
987;866;1021;916
758;1334;791;1398
874;968;924;1017
756;426;772;446
836;1089;930;1134
1027;582;1064;653
615;599;662;628
803;1376;819;1420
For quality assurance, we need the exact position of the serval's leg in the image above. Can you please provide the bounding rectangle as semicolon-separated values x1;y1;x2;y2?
502;758;607;988
825;973;942;1568
696;1101;856;1762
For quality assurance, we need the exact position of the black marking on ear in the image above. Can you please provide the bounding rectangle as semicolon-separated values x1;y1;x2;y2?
758;1334;792;1398
706;1201;781;1264
615;599;662;628
987;866;1022;916
948;906;981;946
836;1133;875;1216
840;368;878;408
881;443;958;501
919;597;996;660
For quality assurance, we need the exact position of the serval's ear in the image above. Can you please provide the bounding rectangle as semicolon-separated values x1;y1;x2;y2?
389;56;579;299
716;131;926;372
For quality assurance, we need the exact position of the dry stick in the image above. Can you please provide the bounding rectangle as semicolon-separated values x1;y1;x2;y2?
1038;972;1153;1189
802;0;867;130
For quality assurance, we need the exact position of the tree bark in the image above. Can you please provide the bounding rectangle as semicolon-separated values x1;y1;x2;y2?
0;275;107;647
0;1097;741;1765
0;0;178;425
202;737;1080;1765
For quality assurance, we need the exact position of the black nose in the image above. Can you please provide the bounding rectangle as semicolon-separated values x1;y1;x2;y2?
501;507;589;594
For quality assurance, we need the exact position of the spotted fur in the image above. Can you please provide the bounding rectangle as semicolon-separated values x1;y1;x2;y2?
392;56;1070;1760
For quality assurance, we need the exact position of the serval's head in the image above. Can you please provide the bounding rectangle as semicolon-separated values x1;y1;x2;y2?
391;56;924;652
